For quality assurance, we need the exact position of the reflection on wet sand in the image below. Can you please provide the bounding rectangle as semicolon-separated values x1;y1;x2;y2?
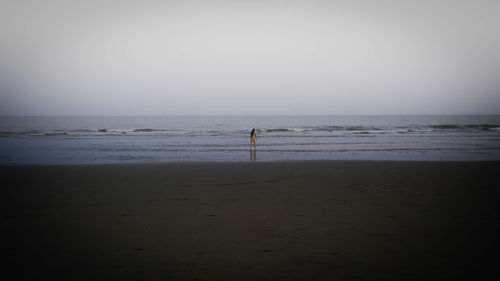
250;149;256;161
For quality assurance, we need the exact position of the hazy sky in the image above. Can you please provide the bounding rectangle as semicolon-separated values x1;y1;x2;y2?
1;0;499;115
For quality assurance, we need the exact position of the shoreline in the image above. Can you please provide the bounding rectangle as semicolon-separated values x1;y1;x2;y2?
2;158;500;166
2;161;499;280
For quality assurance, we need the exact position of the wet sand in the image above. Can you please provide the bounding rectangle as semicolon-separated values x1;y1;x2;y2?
2;161;499;280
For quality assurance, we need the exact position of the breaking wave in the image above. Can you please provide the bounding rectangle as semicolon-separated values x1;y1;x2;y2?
430;124;499;131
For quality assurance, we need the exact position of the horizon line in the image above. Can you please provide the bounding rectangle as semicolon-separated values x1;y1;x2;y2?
1;113;500;117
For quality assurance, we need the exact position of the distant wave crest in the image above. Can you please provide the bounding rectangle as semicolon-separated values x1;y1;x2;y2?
430;124;499;131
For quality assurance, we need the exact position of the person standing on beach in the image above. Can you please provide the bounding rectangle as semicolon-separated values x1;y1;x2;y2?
250;128;257;150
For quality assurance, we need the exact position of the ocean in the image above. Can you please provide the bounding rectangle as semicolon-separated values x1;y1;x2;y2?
0;115;499;164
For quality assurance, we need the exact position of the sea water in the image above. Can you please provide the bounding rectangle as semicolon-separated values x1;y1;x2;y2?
0;115;499;164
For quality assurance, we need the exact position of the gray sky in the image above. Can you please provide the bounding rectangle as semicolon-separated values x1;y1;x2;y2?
1;0;499;115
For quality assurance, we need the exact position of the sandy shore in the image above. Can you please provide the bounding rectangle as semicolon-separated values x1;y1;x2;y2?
2;161;499;280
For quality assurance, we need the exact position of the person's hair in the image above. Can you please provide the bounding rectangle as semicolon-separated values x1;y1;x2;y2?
251;128;255;136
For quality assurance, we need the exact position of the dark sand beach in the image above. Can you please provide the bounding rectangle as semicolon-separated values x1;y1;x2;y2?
2;161;500;280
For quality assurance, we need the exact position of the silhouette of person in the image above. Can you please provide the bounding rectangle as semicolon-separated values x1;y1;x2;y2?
250;128;257;150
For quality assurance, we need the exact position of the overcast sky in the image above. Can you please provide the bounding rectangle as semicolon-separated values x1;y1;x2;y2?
1;0;499;115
